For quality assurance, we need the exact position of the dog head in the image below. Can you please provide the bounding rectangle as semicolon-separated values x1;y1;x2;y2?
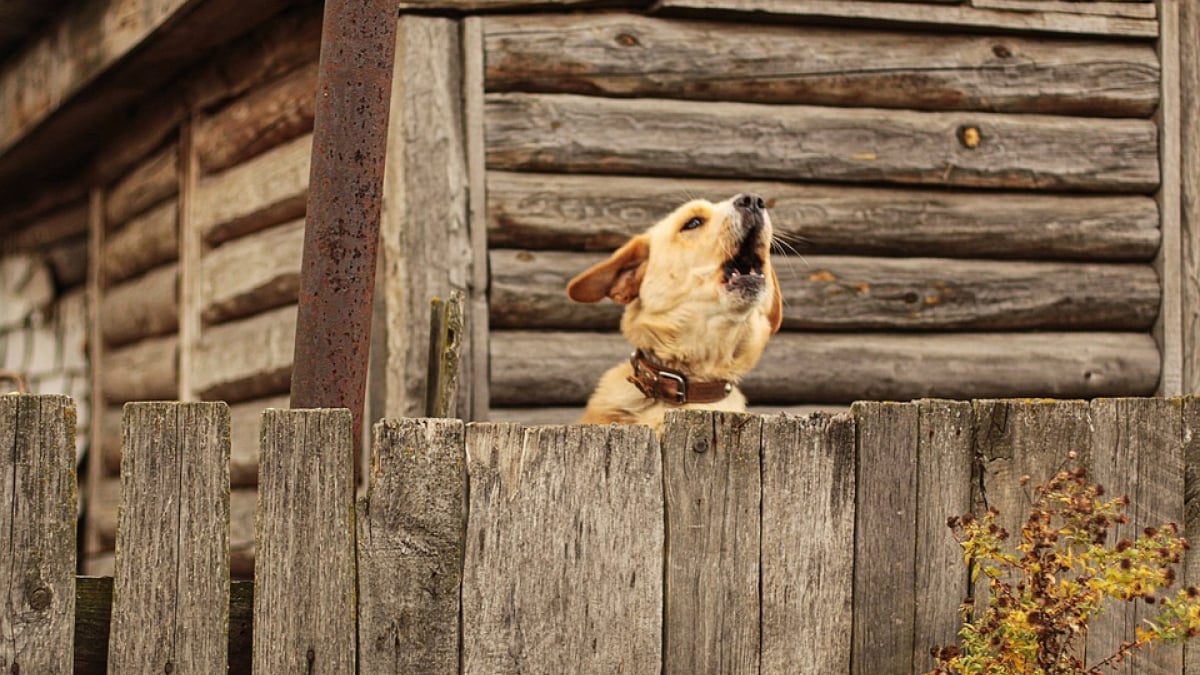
567;193;782;382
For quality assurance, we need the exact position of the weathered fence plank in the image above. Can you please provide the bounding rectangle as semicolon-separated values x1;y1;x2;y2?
357;418;466;673
487;172;1160;261
462;423;663;673
1184;397;1200;675
0;394;77;674
761;412;854;673
254;409;356;674
490;249;1159;332
852;401;919;675
483;14;1159;116
486;93;1159;193
107;402;230;674
1087;399;1185;674
664;411;761;674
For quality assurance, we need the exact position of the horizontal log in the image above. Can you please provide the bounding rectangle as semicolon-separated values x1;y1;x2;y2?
649;0;1157;38
483;14;1158;117
195;60;318;175
99;406;121;477
489;330;1159;405
487;172;1160;260
194;133;310;245
105;144;179;228
102;199;178;285
192;304;295;402
486;404;849;425
485;94;1159;193
102;334;179;403
9;201;88;250
489;250;1159;331
101;263;179;347
396;0;642;8
201;219;303;325
971;0;1155;20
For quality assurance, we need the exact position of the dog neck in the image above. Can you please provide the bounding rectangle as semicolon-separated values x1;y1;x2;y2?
626;349;734;405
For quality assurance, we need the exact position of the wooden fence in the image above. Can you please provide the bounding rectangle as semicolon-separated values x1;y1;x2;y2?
3;393;1198;673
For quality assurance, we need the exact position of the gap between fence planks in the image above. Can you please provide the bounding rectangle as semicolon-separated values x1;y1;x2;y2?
107;402;230;674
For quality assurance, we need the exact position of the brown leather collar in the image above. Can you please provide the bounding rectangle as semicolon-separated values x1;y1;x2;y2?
627;350;733;405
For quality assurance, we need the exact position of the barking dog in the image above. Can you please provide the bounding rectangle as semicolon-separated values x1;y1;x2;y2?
566;193;782;430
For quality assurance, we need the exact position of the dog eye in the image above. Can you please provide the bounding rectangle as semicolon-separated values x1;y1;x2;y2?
681;216;705;231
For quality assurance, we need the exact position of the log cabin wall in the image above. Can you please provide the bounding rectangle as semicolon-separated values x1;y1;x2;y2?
478;5;1168;424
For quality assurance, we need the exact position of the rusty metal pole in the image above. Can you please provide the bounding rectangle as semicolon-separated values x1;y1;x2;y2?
290;0;397;461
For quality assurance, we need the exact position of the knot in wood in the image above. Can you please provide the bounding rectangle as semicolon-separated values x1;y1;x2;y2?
957;125;982;150
27;586;50;611
615;33;640;47
164;662;174;674
992;44;1012;59
693;438;710;454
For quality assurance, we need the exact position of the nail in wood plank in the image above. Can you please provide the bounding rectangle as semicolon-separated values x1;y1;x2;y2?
253;408;355;674
0;394;77;674
663;410;761;675
107;401;230;674
357;418;465;672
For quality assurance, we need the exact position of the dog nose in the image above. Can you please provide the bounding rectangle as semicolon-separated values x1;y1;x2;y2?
735;193;766;212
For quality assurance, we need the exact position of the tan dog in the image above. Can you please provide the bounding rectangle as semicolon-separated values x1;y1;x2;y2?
566;193;782;430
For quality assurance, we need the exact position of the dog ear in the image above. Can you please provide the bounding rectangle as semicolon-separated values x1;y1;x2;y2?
566;236;650;304
767;263;784;334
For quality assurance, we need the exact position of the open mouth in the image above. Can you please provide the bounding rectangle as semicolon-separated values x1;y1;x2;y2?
722;230;766;295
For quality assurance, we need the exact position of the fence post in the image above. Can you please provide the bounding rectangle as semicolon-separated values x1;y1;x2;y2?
254;409;356;674
357;418;465;672
0;394;77;674
662;410;762;675
107;401;230;674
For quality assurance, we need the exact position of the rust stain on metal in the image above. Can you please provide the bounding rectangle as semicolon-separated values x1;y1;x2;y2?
290;0;398;460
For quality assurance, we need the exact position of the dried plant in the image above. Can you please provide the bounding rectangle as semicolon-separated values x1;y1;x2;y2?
929;455;1200;674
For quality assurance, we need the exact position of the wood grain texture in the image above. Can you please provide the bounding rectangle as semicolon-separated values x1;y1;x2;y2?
486;403;849;425
971;0;1155;19
101;334;179;402
1183;0;1200;395
105;144;179;229
1157;0;1183;396
254;409;356;674
107;402;230;674
194;132;310;246
100;263;179;347
483;14;1158;117
913;400;975;672
851;401;918;675
102;199;178;285
462;422;662;673
1184;397;1200;675
195;59;318;175
358;419;466;673
487;93;1159;193
490;249;1159;331
178;116;200;403
192;304;296;403
0;394;77;674
464;16;491;422
9;201;89;251
489;330;1161;406
649;0;1158;37
1085;398;1184;673
201;219;303;325
84;188;105;557
760;412;854;674
487;172;1160;260
662;411;760;674
378;17;473;420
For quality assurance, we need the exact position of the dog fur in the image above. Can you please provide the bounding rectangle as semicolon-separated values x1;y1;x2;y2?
566;193;782;430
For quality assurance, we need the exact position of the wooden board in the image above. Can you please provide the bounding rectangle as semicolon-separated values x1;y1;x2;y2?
254;409;356;674
462;423;662;673
649;0;1158;38
489;330;1160;406
483;14;1158;117
195;59;318;174
357;419;466;673
201;219;303;325
972;0;1155;19
193;133;310;246
760;412;854;673
1158;0;1183;396
100;263;179;348
101;334;179;402
9;201;88;251
662;410;760;674
487;172;1160;260
107;402;229;674
192;304;296;403
464;16;491;421
0;394;77;674
490;249;1160;331
1183;0;1200;395
101;199;178;285
486;403;849;425
104;144;179;229
486;93;1159;193
376;17;474;420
